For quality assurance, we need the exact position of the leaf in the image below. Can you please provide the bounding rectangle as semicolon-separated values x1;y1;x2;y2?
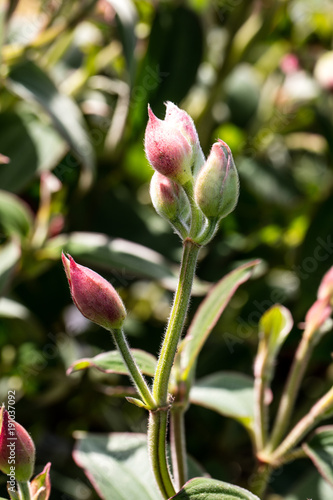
170;477;260;500
0;110;67;192
303;426;333;487
254;304;293;381
134;5;203;123
40;231;175;283
0;240;21;296
73;432;205;500
190;372;255;432
106;0;137;79
73;433;160;500
67;349;157;377
0;189;33;239
7;60;95;188
179;260;261;380
284;468;333;500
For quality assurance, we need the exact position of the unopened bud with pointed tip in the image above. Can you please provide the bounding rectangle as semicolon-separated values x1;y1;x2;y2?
145;104;193;185
165;101;205;177
62;253;126;330
0;407;35;481
194;139;239;220
318;267;333;306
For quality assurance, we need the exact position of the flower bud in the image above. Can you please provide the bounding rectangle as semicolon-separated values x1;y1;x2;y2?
194;139;239;220
62;253;126;330
144;104;193;185
305;299;332;333
165;101;206;177
318;267;333;305
150;172;190;224
0;407;35;481
30;462;51;500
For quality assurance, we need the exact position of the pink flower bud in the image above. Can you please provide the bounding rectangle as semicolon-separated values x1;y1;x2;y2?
318;267;333;305
0;407;35;482
164;101;200;153
144;104;193;185
30;462;51;500
62;253;126;330
194;139;239;219
150;172;190;224
305;299;332;333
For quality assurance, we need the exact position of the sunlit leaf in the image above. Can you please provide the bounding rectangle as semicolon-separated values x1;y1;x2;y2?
254;304;293;382
303;426;333;487
7;60;95;188
73;433;205;500
0;239;20;296
284;467;333;500
190;372;255;432
171;477;260;500
67;349;157;377
0;110;67;192
40;231;185;288
0;189;33;238
106;0;138;79
179;260;261;380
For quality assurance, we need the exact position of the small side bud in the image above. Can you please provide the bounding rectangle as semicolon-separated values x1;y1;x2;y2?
0;407;35;482
194;139;239;220
144;105;193;185
317;267;333;305
30;462;51;500
62;253;126;330
150;172;190;234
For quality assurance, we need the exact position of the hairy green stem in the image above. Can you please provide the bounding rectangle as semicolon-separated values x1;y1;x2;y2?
17;481;31;500
111;328;156;409
267;328;316;452
254;373;268;452
249;463;272;499
152;239;200;406
170;406;187;490
183;181;203;241
148;410;176;499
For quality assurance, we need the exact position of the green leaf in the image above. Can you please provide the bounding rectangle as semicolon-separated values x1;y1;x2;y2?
284;468;333;500
255;304;293;381
0;189;33;239
190;372;255;432
67;349;157;377
170;477;260;500
106;0;137;79
7;60;95;188
0;110;67;192
41;231;175;282
73;432;205;500
134;5;203;123
179;260;261;380
73;433;162;500
0;240;21;296
303;426;333;487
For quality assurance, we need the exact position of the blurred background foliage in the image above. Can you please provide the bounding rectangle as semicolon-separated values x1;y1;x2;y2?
0;0;332;498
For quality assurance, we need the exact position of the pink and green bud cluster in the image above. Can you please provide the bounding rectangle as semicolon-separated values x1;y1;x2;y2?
62;253;126;331
194;140;239;220
150;172;190;236
0;407;35;482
